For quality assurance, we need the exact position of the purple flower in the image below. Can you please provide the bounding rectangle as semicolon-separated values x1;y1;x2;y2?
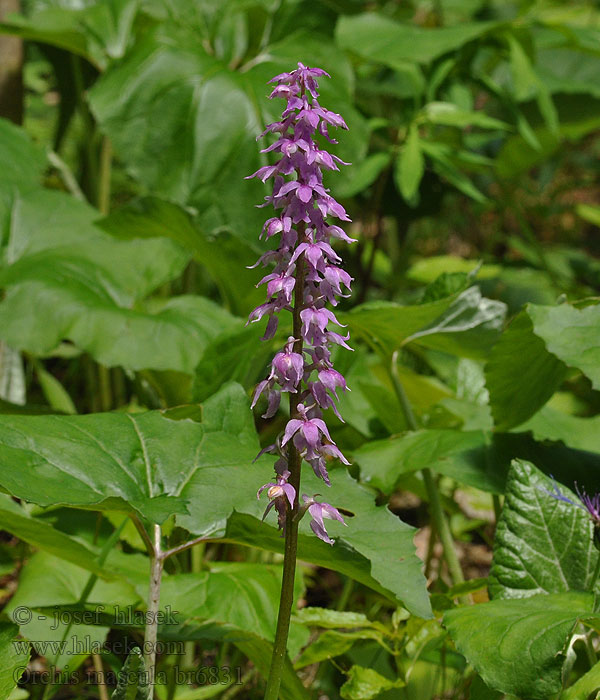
301;494;347;545
247;62;354;543
547;479;600;527
258;470;296;532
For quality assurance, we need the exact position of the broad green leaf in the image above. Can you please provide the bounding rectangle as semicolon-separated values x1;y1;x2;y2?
468;675;502;700
335;14;497;66
444;591;597;699
0;118;45;192
0;383;255;523
223;469;432;618
192;323;272;402
294;608;375;630
0;0;142;69
354;430;600;496
0;189;241;374
395;124;424;204
294;631;361;669
340;286;505;360
111;648;149;700
420;141;488;203
562;659;600;700
89;29;366;249
0;384;429;615
5;550;140;672
0;494;118;578
159;563;308;657
407;256;500;283
489;460;599;599
353;430;494;494
517;406;600;453
0;623;29;697
528;302;600;390
402;287;505;358
421;102;510;130
97;197;264;316
340;665;404;700
485;308;567;430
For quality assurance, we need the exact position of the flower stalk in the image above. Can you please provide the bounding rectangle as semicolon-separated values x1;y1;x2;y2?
247;63;353;698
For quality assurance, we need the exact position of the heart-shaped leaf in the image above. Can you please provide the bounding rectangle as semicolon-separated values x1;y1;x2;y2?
490;459;599;599
444;591;597;699
0;383;430;617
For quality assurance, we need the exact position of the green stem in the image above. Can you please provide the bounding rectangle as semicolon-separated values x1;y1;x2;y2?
97;135;112;215
492;494;502;523
264;230;306;700
590;549;600;594
336;576;354;612
389;351;465;589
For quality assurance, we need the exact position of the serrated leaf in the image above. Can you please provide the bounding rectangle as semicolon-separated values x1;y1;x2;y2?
489;460;599;600
444;591;597;699
485;308;567;430
340;665;404;700
0;384;430;616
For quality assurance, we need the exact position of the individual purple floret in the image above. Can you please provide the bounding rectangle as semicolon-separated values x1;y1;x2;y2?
301;494;347;545
247;62;353;545
258;470;297;533
546;478;600;527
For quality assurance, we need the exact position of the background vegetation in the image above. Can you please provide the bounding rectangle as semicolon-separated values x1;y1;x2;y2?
0;0;599;699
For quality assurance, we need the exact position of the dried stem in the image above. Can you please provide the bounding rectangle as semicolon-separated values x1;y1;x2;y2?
144;524;164;690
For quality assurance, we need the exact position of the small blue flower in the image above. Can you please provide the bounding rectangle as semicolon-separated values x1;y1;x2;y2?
546;477;600;528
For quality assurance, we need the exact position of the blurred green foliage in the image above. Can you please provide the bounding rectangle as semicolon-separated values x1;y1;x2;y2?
0;0;599;698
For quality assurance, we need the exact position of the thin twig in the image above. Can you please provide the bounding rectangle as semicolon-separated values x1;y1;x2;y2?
47;150;86;201
130;514;155;556
160;536;217;561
